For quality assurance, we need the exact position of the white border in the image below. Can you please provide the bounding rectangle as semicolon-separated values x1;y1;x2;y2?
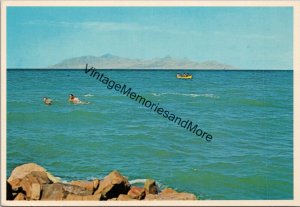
1;1;300;206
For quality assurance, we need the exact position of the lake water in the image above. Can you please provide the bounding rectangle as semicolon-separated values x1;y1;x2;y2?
6;69;293;199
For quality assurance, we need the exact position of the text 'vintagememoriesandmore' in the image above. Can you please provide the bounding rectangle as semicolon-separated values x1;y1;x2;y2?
84;64;213;142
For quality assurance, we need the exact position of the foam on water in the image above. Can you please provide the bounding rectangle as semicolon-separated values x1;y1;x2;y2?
151;92;219;99
84;94;94;97
129;179;147;185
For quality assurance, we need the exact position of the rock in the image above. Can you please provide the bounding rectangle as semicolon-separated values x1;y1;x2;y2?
117;194;134;201
127;186;145;200
94;170;130;200
8;163;46;182
144;179;158;194
19;171;52;199
14;193;26;200
30;183;41;200
82;194;102;200
144;194;158;200
19;178;32;199
64;193;102;201
70;180;95;192
40;182;93;200
160;188;196;200
159;192;197;200
93;179;100;191
145;188;197;200
8;178;22;192
8;163;60;183
62;183;93;196
7;163;198;201
28;171;52;184
41;183;66;200
160;187;177;194
46;172;61;183
108;198;118;201
65;194;83;200
7;181;14;200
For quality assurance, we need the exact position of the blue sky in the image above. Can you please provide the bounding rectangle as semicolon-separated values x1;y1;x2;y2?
7;7;293;69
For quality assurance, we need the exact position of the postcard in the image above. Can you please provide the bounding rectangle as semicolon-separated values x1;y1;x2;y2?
1;0;300;206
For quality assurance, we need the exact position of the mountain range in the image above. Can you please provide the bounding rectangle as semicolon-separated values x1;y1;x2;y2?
50;54;236;69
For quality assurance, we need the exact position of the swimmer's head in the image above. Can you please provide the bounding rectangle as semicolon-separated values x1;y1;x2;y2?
43;97;47;101
69;94;75;101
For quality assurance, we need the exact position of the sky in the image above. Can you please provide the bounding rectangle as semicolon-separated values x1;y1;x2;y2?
7;6;293;69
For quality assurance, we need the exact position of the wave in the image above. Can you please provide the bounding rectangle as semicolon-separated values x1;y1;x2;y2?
182;93;219;98
129;179;166;190
151;92;219;99
84;94;94;97
129;179;147;185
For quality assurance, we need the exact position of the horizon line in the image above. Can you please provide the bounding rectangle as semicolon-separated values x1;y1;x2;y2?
6;68;293;71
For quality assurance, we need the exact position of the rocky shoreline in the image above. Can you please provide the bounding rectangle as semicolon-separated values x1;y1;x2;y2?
7;163;197;201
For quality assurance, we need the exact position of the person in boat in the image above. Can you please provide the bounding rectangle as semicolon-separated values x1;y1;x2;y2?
69;94;81;104
43;97;52;105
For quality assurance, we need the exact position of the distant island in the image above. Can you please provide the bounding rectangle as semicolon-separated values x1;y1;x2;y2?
49;54;236;70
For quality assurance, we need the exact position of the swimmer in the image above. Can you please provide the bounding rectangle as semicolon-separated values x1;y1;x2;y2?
69;94;81;104
43;97;52;105
69;94;90;104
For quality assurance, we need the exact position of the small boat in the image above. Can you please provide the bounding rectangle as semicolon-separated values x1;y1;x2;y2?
176;73;192;79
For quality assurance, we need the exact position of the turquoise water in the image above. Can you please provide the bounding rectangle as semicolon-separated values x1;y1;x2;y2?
7;69;293;200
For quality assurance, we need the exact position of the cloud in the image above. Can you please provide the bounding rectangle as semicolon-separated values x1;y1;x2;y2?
24;20;278;41
23;20;204;37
